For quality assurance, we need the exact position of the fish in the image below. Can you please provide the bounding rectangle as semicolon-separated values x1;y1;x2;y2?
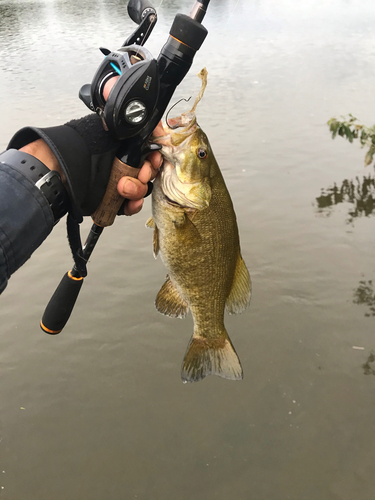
147;68;251;383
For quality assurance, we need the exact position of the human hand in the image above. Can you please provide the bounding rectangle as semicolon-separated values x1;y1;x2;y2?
118;149;163;215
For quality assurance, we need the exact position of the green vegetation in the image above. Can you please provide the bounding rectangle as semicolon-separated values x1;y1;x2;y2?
328;114;375;167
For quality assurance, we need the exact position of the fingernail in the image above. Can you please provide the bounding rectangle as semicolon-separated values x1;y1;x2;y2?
123;179;136;195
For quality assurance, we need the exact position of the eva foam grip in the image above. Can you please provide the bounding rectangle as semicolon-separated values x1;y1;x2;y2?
41;271;83;334
169;14;208;51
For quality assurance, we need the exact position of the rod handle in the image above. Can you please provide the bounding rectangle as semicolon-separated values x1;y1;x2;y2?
41;271;84;334
91;157;140;227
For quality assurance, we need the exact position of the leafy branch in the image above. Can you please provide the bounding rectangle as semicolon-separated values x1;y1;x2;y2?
327;114;375;166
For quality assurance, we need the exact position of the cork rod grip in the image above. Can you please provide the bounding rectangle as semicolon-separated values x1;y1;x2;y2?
91;156;140;227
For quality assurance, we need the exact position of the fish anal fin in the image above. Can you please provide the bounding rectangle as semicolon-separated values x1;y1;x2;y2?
181;332;243;383
155;276;188;318
226;254;251;315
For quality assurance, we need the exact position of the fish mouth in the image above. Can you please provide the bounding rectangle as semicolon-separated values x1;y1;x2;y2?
153;112;198;151
152;66;206;149
167;111;196;131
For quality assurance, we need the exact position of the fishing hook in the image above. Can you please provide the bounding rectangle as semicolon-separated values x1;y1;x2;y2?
166;97;191;129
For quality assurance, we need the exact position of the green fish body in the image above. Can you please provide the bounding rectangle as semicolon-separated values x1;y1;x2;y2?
148;69;251;382
148;116;251;383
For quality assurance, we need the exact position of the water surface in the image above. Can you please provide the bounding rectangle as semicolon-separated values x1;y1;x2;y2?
1;0;375;499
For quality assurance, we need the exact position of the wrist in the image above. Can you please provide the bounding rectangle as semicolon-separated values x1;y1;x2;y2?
0;149;69;224
20;138;67;185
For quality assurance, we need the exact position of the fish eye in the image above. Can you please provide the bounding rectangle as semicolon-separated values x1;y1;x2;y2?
197;148;207;159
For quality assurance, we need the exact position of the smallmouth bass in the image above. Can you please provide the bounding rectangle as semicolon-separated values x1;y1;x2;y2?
147;69;251;383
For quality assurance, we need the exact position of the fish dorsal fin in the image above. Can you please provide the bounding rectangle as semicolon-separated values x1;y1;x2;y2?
155;276;189;318
145;216;155;228
226;254;252;315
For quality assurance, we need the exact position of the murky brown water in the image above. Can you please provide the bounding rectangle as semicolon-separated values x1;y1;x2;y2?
1;0;375;498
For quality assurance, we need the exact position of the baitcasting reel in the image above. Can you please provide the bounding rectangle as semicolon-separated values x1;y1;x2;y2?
80;0;208;146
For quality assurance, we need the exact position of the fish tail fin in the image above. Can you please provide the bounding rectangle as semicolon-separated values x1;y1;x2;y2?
181;329;243;383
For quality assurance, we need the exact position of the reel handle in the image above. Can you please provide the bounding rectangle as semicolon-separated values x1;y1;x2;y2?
127;0;156;24
91;157;141;227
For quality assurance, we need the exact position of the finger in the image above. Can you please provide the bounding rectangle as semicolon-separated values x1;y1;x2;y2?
147;151;163;174
117;176;148;200
137;160;157;184
123;198;144;216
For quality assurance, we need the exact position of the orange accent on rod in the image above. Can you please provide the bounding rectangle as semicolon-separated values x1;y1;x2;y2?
91;219;104;227
40;321;62;334
169;35;193;50
68;270;83;281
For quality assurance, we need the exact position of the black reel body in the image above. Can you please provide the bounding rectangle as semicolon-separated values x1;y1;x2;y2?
104;53;160;141
79;6;208;145
80;46;159;141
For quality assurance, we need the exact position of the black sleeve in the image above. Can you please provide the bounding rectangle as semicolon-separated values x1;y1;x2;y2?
0;157;54;294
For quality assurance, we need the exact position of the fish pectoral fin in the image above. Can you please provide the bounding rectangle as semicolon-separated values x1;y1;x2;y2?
168;212;202;246
178;215;202;248
155;276;189;318
145;216;155;228
169;211;186;228
226;254;252;315
181;330;243;383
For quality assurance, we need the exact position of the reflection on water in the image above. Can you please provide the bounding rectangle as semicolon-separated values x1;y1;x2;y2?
316;173;375;317
362;351;375;375
316;173;375;223
353;280;375;317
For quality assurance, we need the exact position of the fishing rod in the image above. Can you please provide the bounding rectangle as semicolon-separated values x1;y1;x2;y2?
41;0;210;334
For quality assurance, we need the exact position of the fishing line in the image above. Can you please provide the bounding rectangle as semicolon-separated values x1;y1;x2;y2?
134;0;165;58
224;0;241;25
135;19;155;57
166;97;192;129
